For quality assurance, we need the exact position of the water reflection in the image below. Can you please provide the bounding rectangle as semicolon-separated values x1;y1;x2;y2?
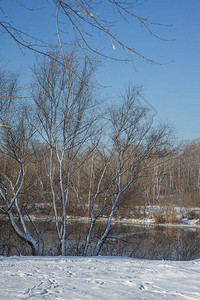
0;219;200;260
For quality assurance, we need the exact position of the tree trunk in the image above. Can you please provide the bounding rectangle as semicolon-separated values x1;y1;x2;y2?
61;239;66;256
92;204;116;256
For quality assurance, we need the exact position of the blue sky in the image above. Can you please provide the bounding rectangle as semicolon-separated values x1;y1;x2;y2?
0;0;200;142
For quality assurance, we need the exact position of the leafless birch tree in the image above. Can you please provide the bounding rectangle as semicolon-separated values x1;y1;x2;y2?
83;85;172;256
0;71;20;127
0;104;44;255
32;52;99;255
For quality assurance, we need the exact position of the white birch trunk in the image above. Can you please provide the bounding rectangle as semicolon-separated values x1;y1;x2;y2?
92;194;120;256
0;183;40;255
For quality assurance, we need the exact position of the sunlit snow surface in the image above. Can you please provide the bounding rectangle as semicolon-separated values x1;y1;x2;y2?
0;256;200;299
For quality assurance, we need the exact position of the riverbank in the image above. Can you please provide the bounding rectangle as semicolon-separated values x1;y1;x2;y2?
1;204;200;229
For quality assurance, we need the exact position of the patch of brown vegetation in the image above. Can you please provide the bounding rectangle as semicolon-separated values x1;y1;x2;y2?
153;207;180;224
195;219;200;226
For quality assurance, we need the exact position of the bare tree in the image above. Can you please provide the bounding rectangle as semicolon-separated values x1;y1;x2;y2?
0;71;20;127
83;85;173;256
32;51;100;255
0;104;44;255
0;1;170;66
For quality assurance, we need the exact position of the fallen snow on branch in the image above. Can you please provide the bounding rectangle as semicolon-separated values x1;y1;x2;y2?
0;256;200;299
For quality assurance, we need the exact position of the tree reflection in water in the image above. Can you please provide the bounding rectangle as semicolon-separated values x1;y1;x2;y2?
0;220;200;260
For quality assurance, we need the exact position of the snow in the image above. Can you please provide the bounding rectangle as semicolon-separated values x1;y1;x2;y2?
0;256;200;299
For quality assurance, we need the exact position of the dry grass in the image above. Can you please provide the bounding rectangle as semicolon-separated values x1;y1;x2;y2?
165;208;180;224
153;207;180;225
195;219;200;226
153;210;165;224
132;207;143;219
187;211;200;220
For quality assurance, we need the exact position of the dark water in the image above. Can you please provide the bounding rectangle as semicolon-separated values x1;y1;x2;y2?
0;219;200;261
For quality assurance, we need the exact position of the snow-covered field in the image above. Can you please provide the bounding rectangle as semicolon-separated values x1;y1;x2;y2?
0;256;200;299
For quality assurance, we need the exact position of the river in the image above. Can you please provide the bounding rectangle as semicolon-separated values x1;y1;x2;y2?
0;219;200;260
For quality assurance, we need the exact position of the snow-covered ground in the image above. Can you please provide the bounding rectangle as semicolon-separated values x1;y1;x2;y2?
0;256;200;299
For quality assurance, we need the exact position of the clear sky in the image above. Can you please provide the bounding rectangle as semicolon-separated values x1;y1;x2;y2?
0;0;200;142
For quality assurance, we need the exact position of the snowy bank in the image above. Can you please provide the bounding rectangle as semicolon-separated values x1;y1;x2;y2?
0;256;200;299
